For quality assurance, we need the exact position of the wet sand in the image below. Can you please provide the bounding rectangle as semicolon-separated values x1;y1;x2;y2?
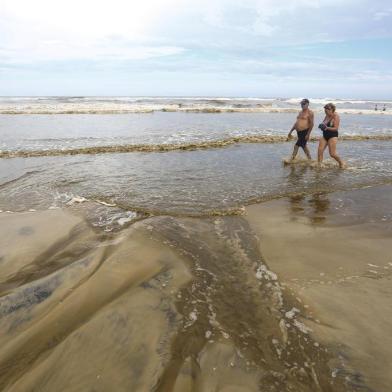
1;186;391;391
246;186;392;392
0;211;193;391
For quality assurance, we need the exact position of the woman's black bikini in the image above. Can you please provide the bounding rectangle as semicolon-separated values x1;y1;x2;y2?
322;120;338;141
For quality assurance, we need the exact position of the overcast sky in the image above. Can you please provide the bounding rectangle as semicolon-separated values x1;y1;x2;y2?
1;0;391;98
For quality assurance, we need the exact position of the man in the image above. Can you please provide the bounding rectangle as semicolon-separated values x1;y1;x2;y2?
287;98;314;161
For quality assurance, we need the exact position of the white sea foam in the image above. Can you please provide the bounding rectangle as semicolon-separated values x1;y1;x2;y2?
66;196;88;205
184;309;198;328
117;211;138;226
256;264;278;281
94;199;117;207
293;319;313;334
1;96;390;114
285;307;300;319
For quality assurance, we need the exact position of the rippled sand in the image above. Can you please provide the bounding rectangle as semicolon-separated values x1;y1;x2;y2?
1;186;391;391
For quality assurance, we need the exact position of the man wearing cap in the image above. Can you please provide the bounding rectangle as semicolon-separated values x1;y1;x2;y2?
287;98;314;161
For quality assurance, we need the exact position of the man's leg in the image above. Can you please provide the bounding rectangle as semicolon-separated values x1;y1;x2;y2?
291;145;299;160
303;145;312;160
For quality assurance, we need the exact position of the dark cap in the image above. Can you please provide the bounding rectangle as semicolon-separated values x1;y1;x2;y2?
301;98;310;104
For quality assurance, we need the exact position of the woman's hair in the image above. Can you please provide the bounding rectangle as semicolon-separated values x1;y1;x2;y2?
324;103;336;112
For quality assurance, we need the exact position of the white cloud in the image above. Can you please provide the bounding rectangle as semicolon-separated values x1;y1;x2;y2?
1;0;390;63
0;42;185;64
1;0;392;96
1;0;181;39
0;0;184;64
373;8;392;21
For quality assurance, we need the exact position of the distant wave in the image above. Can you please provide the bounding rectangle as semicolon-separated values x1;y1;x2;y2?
1;106;391;115
1;96;391;114
0;106;283;114
1;134;392;159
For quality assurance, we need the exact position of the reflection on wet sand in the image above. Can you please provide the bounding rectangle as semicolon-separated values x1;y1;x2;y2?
285;164;341;224
0;208;359;391
288;192;331;225
307;194;331;224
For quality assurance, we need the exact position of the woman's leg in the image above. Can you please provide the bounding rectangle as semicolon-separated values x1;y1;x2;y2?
318;138;328;163
327;138;344;168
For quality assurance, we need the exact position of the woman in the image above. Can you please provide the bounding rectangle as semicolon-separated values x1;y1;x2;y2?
317;103;344;168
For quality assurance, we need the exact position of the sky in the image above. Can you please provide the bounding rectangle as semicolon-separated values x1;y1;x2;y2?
0;0;392;98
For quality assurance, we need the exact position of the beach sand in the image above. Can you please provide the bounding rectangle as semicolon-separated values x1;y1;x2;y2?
1;185;391;391
246;186;392;392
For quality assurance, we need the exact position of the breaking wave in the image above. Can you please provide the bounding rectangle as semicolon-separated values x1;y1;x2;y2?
1;134;392;158
2;107;392;115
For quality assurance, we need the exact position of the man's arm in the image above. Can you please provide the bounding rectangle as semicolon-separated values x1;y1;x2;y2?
287;117;298;139
306;111;314;140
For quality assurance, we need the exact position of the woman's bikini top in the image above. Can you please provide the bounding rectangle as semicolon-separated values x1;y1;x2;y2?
324;118;336;130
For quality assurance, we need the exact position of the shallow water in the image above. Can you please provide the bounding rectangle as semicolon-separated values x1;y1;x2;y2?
1;139;392;229
0;112;391;154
